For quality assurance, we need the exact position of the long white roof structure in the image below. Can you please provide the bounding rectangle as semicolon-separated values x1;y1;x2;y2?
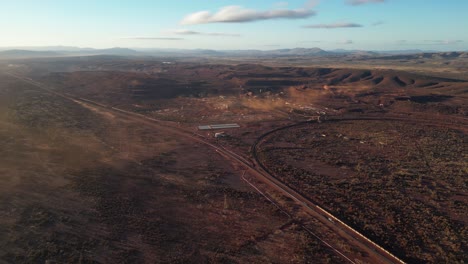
198;123;240;130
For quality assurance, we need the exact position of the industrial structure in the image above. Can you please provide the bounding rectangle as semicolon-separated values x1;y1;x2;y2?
198;123;240;130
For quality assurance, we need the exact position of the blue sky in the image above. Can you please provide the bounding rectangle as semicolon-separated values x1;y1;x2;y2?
1;0;467;50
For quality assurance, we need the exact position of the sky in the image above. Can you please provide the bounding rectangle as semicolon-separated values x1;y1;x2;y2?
0;0;467;51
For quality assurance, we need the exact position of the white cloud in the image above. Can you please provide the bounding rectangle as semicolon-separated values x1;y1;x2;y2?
170;29;240;37
424;40;463;45
397;40;463;45
180;5;316;25
347;0;385;6
304;0;320;9
338;40;354;44
122;37;184;40
372;21;384;26
303;22;363;29
298;40;323;43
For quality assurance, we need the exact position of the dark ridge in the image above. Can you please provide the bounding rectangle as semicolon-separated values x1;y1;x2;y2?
355;91;382;98
373;77;384;85
431;76;467;83
393;76;407;87
242;73;296;78
233;64;272;71
395;96;411;101
315;68;333;76
328;79;339;86
360;71;372;79
409;95;454;103
295;69;311;77
430;85;447;89
278;67;296;71
245;79;303;86
348;76;361;82
347;108;364;113
417;82;439;88
337;73;352;82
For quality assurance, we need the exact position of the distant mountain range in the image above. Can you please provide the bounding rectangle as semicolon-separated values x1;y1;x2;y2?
0;46;466;59
0;47;140;59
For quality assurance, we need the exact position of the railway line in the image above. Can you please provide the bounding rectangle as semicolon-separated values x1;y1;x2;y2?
6;72;408;263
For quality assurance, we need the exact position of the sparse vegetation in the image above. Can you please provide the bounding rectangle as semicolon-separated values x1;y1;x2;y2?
257;120;467;263
0;72;334;263
1;54;466;263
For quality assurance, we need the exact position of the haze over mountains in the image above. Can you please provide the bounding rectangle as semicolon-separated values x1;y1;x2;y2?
1;46;467;59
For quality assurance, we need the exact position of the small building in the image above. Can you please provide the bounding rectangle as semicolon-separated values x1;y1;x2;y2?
214;132;227;138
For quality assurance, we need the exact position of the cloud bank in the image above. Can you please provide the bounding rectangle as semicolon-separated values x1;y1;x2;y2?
123;37;184;40
171;29;240;37
424;40;463;45
180;5;316;25
347;0;385;5
303;22;363;29
372;21;384;26
397;40;463;45
338;40;354;44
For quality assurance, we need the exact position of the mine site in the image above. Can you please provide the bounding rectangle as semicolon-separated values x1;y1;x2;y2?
1;1;467;264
